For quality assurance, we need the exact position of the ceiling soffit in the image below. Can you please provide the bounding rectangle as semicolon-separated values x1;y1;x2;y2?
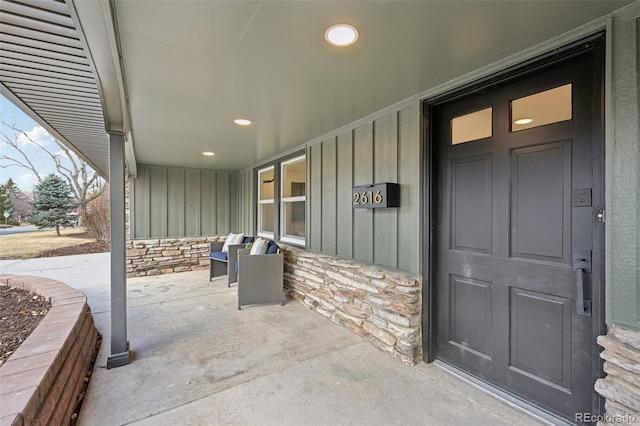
0;0;110;178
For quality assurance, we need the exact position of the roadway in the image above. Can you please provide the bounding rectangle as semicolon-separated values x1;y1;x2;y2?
0;226;43;236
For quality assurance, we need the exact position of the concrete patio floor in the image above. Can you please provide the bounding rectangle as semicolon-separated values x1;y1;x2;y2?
0;253;546;425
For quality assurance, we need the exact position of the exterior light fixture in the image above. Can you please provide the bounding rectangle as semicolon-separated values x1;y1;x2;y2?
514;118;533;125
234;118;252;126
202;151;215;156
325;24;359;47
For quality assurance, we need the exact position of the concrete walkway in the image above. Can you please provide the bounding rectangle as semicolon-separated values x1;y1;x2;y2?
1;254;545;425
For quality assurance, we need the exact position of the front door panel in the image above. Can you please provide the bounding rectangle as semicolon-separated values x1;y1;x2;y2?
432;46;603;422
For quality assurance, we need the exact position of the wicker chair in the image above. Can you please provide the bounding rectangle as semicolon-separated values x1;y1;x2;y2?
209;236;254;287
237;248;284;310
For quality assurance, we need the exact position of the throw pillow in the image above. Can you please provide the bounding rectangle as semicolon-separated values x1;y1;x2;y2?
221;233;238;253
266;240;279;254
250;238;269;255
232;233;245;245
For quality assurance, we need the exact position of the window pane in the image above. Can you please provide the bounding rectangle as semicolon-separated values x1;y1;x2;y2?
282;159;306;198
260;203;274;233
512;84;572;132
283;201;305;238
451;107;493;145
259;168;274;200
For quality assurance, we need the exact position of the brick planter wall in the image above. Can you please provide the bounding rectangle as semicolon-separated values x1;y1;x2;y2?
281;246;422;365
595;326;640;423
0;274;99;426
126;236;224;277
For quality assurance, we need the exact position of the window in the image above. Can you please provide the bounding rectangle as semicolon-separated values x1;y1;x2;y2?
256;153;306;246
511;84;572;132
257;166;275;238
451;107;493;145
281;156;306;244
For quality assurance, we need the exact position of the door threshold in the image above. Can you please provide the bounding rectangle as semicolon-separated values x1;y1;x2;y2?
434;360;574;426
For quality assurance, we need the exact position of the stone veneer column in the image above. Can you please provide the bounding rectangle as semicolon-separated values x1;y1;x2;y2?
595;326;640;422
281;245;422;365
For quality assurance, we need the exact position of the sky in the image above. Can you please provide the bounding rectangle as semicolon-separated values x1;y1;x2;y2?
0;94;74;192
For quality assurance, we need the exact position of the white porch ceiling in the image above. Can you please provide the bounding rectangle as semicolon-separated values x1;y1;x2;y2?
1;1;634;176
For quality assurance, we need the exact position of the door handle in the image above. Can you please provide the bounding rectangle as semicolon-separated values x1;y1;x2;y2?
573;250;592;317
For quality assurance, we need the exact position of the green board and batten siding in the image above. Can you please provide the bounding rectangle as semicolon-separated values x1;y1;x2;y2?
305;105;421;275
607;8;640;331
130;165;239;239
309;143;323;252
336;131;354;259
238;168;256;236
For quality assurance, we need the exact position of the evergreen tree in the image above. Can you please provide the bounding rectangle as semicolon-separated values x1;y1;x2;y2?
5;178;17;200
3;178;19;221
0;184;12;224
28;174;76;236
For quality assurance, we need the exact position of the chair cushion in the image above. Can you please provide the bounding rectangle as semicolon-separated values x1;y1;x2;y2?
250;238;269;255
243;236;255;244
209;251;228;261
266;240;279;254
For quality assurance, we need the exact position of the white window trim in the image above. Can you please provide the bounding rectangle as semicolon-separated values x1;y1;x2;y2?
281;154;306;168
257;166;275;239
280;198;306;244
280;156;306;245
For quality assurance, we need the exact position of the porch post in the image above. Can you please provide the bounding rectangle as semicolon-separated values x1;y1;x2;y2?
107;132;131;368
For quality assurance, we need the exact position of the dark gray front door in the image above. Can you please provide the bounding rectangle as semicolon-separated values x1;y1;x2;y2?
432;42;603;422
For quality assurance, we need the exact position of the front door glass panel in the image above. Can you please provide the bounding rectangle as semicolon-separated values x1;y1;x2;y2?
451;107;492;145
511;84;572;131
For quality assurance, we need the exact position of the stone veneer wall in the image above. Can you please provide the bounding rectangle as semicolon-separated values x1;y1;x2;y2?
126;236;223;277
595;326;640;423
281;245;422;365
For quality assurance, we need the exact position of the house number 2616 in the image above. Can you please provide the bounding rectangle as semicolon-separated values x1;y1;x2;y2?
353;190;383;205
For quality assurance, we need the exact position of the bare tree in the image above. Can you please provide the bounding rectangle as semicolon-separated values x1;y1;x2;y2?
4;178;30;220
0;119;105;215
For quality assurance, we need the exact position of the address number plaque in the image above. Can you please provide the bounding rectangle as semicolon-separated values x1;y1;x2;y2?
352;183;400;209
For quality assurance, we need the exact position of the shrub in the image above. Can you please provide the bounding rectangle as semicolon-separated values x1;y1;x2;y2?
81;194;110;242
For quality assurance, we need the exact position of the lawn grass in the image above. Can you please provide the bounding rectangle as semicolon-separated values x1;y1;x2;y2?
0;228;94;259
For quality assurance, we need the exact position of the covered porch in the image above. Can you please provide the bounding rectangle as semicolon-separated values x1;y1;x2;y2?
2;0;640;423
0;253;542;425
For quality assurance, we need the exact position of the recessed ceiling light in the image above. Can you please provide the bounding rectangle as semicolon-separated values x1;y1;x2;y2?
514;118;533;125
234;118;252;126
325;24;359;47
202;151;215;156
